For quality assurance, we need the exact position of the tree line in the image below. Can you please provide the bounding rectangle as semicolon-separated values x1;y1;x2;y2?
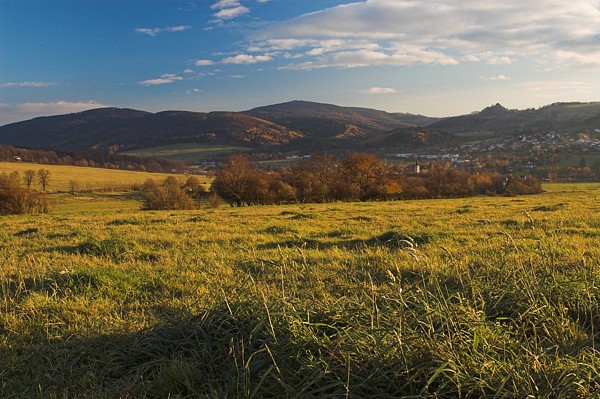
210;153;543;206
0;144;188;173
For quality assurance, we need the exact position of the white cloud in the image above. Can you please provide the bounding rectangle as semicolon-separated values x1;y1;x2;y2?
183;69;194;74
221;54;273;64
251;0;600;69
187;88;203;94
195;59;215;66
210;0;241;9
282;48;458;70
229;74;245;79
0;101;107;125
135;25;191;37
138;74;184;86
213;6;249;20
1;81;56;88
360;87;397;94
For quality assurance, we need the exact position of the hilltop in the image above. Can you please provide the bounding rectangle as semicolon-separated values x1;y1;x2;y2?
0;100;598;158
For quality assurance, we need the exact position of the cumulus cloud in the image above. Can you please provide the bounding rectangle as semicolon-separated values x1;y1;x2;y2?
210;0;249;21
360;87;397;94
250;0;600;69
138;74;184;86
221;54;273;64
213;6;249;20
135;25;191;37
1;81;56;88
0;101;106;126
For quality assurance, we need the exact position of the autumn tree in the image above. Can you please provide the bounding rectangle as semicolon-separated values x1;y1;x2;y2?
211;155;260;206
339;153;390;201
284;154;340;202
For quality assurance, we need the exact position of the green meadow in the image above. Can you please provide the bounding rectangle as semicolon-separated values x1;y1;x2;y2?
1;182;599;397
122;144;251;162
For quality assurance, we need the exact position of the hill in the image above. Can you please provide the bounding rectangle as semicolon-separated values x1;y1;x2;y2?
1;100;599;159
244;100;439;140
0;108;304;153
430;102;600;135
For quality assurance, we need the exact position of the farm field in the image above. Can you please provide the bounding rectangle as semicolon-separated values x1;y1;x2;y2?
0;162;197;192
1;183;599;397
121;144;251;162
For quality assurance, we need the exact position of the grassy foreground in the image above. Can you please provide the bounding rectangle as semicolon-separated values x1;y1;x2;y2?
1;183;599;398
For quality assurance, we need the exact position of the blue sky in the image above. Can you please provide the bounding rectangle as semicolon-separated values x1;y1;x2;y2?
1;0;600;125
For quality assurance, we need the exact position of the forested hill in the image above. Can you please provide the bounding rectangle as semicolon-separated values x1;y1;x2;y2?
244;100;439;139
0;108;304;153
429;102;600;135
1;101;599;156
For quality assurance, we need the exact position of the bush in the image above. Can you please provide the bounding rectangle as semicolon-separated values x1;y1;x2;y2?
140;178;195;210
0;172;51;215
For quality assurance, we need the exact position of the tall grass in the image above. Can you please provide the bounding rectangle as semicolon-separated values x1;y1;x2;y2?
0;184;598;397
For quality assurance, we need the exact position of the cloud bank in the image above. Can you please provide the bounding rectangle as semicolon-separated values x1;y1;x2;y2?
245;0;600;70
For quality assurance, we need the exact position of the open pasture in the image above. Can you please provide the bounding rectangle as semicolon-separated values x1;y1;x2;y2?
0;162;196;192
1;183;599;397
121;144;251;162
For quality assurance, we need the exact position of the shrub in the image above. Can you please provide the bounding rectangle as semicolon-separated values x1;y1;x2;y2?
0;172;51;215
140;178;195;210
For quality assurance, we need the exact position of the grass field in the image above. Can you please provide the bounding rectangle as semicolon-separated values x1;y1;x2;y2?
0;161;199;192
122;143;252;162
1;183;599;397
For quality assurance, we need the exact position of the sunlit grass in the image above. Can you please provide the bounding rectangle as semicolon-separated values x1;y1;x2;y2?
0;183;599;397
0;161;195;192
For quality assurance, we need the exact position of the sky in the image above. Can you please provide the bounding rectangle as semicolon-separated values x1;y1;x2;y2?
1;0;600;125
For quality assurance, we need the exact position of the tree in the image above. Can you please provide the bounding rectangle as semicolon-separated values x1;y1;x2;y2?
211;155;258;206
37;169;51;191
340;153;389;201
23;170;35;188
183;176;206;199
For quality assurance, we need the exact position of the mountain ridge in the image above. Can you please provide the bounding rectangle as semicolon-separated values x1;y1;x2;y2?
0;100;599;155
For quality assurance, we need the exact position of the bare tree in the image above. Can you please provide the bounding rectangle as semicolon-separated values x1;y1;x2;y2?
23;170;35;188
37;169;51;191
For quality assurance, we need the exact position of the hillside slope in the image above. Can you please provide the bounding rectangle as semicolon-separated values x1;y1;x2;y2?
430;102;600;135
244;100;439;140
0;108;303;152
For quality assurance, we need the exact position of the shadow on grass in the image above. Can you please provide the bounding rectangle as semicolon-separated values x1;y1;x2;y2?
257;229;452;250
0;302;423;398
